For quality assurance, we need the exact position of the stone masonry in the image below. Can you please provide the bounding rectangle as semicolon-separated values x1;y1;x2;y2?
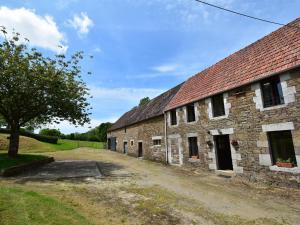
166;68;300;187
107;116;166;162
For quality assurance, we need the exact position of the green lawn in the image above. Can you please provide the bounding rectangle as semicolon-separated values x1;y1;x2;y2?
0;187;94;225
0;134;105;154
49;139;105;151
0;153;49;172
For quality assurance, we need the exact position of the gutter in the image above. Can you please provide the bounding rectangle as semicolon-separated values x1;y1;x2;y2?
164;64;300;112
164;112;169;164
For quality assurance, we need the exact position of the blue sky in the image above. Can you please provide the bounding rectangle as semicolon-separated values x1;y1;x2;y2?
0;0;299;133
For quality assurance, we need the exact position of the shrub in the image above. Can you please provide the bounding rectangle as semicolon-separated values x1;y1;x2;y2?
39;128;62;138
0;129;58;144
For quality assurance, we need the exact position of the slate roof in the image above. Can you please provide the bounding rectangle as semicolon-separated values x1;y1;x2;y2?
108;83;183;131
165;17;300;111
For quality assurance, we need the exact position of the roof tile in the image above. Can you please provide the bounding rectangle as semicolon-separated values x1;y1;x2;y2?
165;18;300;111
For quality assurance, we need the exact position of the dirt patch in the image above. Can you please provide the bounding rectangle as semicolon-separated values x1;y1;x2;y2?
1;148;300;225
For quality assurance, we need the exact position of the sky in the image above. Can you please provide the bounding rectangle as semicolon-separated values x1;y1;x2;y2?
0;0;299;133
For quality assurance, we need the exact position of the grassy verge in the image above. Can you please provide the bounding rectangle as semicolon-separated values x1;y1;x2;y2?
48;139;104;151
0;134;104;154
0;153;49;172
0;187;94;225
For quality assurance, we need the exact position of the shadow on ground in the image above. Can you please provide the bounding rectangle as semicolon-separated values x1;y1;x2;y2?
2;160;134;184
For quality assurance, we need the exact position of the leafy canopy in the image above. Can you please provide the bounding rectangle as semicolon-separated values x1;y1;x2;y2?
139;97;151;106
0;28;91;156
0;28;91;129
39;128;62;138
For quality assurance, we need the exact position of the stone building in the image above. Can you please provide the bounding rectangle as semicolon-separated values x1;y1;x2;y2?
108;18;300;187
107;84;182;162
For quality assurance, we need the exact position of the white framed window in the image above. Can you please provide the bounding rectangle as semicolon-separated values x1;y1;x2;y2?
252;73;296;111
152;136;162;146
206;93;231;120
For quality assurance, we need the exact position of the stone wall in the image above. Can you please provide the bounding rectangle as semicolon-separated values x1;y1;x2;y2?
166;68;300;187
107;116;166;163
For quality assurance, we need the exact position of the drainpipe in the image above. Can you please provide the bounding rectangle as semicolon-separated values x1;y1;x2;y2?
164;112;169;164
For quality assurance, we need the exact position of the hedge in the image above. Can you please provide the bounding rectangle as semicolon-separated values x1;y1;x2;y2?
0;128;58;144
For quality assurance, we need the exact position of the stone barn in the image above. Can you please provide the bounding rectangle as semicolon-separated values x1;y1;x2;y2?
108;17;300;187
107;84;182;162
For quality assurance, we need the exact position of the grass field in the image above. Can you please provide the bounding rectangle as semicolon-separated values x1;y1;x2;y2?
0;154;49;171
0;134;104;154
0;187;94;225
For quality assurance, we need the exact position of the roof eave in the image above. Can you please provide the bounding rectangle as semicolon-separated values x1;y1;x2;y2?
164;63;300;112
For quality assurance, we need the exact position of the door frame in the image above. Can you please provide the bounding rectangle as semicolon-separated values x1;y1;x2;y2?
214;134;233;170
138;141;143;157
167;134;183;165
123;141;128;154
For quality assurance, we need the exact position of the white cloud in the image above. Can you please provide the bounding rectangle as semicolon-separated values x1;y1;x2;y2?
93;47;102;53
56;0;79;10
128;62;202;79
152;64;179;73
40;86;164;134
68;12;94;37
90;86;164;104
162;0;236;27
0;7;67;54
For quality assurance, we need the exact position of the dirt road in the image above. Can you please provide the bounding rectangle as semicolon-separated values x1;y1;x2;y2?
1;148;300;225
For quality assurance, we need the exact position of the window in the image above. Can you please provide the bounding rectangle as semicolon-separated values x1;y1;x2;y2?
130;140;134;146
153;139;161;146
268;130;297;166
187;104;196;122
188;137;199;158
261;76;284;108
170;110;177;125
124;127;127;133
212;94;225;117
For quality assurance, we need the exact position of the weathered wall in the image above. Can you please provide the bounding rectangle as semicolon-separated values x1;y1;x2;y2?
107;116;166;162
166;68;300;187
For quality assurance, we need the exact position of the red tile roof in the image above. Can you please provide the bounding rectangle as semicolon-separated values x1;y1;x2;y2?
165;18;300;111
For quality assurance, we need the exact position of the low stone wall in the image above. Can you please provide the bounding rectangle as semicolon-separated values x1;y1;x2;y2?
1;157;54;177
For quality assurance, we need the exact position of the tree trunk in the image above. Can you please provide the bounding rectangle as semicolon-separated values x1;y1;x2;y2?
8;123;20;157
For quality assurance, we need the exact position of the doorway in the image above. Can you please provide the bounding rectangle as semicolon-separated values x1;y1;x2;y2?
123;141;128;154
138;142;143;157
214;135;233;170
110;137;117;151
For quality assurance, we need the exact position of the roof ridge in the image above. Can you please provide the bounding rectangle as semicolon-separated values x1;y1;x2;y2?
165;17;300;111
108;83;183;131
186;17;300;83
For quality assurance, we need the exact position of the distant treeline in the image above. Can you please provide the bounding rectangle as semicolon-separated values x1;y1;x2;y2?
39;122;112;142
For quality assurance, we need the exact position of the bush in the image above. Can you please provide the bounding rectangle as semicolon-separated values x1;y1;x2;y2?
39;128;61;138
0;128;58;144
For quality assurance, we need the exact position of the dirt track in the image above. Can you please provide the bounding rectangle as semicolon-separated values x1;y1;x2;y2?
1;148;300;225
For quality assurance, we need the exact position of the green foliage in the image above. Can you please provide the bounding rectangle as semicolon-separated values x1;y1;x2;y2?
277;157;295;164
0;128;58;144
0;28;91;155
0;114;7;127
0;153;48;171
98;122;112;142
39;128;62;138
0;134;104;153
63;122;112;142
139;97;151;106
51;139;104;151
0;187;94;225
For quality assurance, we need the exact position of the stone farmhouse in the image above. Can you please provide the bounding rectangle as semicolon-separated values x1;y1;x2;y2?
107;18;300;187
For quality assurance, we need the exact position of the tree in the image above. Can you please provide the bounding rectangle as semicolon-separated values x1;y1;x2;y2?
0;29;91;157
139;97;150;106
0;114;6;128
39;128;62;137
98;122;112;142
